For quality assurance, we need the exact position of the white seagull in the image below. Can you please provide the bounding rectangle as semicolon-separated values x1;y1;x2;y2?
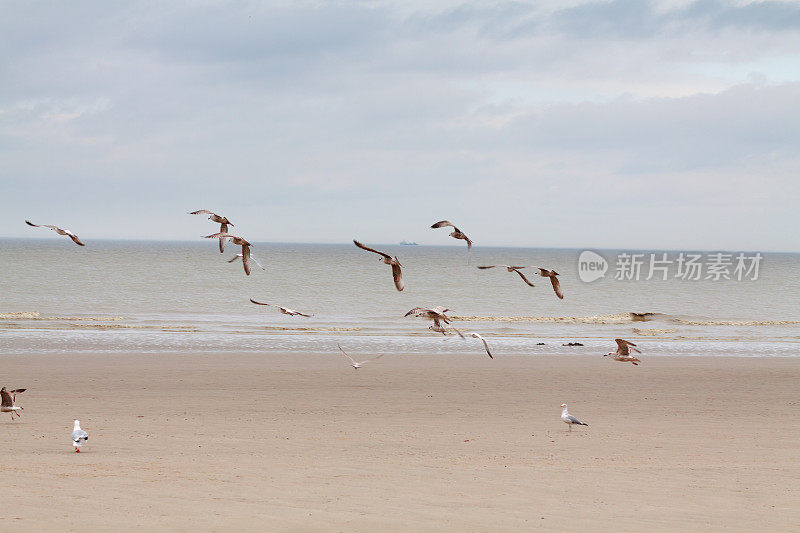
477;265;536;287
1;387;25;420
466;332;493;359
353;240;404;291
250;298;312;317
604;338;642;365
25;221;84;246
228;253;265;270
560;404;589;431
337;344;385;369
189;210;233;252
72;420;89;452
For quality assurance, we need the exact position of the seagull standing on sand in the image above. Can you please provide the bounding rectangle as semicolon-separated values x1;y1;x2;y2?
25;221;84;246
204;233;253;275
72;420;89;452
560;404;589;431
353;240;404;291
337;345;385;369
477;265;536;287
404;306;464;337
250;298;312;317
189;210;233;252
604;338;642;365
466;332;493;359
1;387;25;420
537;268;564;299
430;221;473;259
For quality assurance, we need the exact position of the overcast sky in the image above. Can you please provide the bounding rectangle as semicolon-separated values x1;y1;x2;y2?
2;0;799;251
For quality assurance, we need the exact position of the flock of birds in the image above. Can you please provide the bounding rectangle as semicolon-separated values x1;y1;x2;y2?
13;212;650;438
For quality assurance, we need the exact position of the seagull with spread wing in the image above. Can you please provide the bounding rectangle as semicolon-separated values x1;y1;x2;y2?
477;265;536;287
337;344;385;369
189;210;234;252
250;298;312;317
353;240;404;291
1;387;25;420
25;221;84;246
430;220;473;258
404;306;464;337
466;332;493;359
604;338;642;365
537;268;564;299
204;233;253;275
560;404;589;431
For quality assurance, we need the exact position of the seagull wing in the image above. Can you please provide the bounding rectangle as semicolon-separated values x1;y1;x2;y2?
353;240;391;260
218;223;229;253
189;209;216;215
25;220;40;227
66;232;85;246
204;232;234;239
477;265;501;269
615;338;632;355
391;263;404;291
550;276;564;299
72;429;88;442
565;414;586;425
470;333;493;359
0;389;12;408
337;345;358;365
250;255;265;270
430;220;455;229
450;325;465;338
404;307;428;317
250;299;274;307
241;245;252;276
512;269;535;287
228;254;242;263
10;389;25;402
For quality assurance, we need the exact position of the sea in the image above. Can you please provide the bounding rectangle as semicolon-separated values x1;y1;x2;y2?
1;239;798;357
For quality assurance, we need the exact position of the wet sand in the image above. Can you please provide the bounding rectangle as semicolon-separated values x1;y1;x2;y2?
2;353;798;531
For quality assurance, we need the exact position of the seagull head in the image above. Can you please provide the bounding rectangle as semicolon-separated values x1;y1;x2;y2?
74;419;81;430
560;403;567;408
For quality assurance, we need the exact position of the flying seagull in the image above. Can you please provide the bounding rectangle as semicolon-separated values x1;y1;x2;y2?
466;332;493;359
405;306;464;337
249;298;312;317
204;233;253;275
477;265;536;287
604;338;642;365
72;420;89;452
353;240;404;291
537;268;564;299
228;253;265;270
337;344;385;369
430;220;473;258
25;221;84;246
189;210;233;252
0;387;25;420
560;403;589;431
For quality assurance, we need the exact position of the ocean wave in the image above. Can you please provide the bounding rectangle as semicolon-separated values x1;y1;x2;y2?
451;313;631;324
0;311;125;321
675;319;800;326
633;328;677;336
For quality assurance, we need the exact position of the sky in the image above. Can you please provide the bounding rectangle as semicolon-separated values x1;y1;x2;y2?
1;0;799;251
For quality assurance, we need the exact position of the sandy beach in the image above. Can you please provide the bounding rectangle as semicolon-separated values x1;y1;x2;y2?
1;352;798;531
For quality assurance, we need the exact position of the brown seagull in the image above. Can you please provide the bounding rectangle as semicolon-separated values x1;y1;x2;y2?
477;265;536;287
405;306;464;337
431;220;473;256
1;387;25;420
353;240;404;291
190;210;234;252
249;298;312;317
537;268;564;299
604;339;642;365
25;221;84;246
204;233;252;275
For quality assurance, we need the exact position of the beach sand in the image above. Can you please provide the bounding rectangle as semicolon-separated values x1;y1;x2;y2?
1;352;798;531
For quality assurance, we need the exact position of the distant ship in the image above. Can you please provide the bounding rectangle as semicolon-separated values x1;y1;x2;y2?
399;240;419;246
